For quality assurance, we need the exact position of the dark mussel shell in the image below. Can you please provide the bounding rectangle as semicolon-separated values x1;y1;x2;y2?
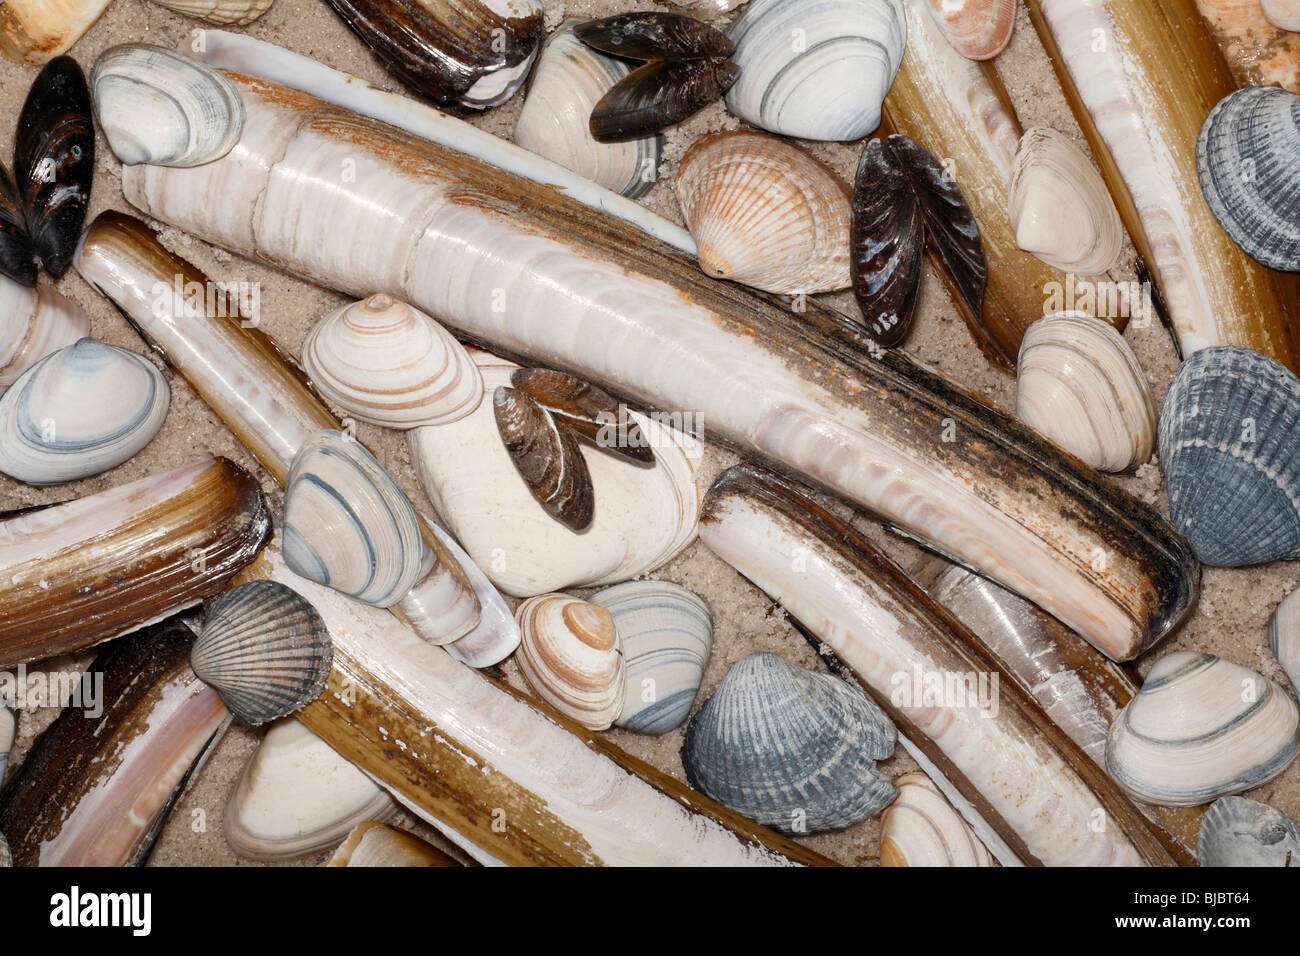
494;385;595;532
0;162;34;287
575;11;735;60
591;58;740;143
511;367;654;465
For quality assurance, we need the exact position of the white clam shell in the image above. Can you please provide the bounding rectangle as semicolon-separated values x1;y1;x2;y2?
515;593;626;731
675;130;852;295
147;0;274;24
91;45;245;168
1106;651;1300;807
879;771;993;866
1262;0;1300;33
302;294;483;429
724;0;907;142
1015;312;1155;472
0;275;89;393
1269;586;1300;696
0;337;169;485
514;22;662;200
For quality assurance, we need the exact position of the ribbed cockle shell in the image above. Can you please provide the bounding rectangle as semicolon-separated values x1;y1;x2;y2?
923;0;1015;60
1197;796;1300;867
515;593;626;731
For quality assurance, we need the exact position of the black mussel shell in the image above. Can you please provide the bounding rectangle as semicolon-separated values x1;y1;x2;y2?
511;367;655;465
0;162;35;287
14;56;93;280
591;58;740;143
575;11;735;61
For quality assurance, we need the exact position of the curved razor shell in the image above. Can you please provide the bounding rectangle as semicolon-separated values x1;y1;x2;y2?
0;618;230;866
512;367;653;465
589;57;739;144
0;457;271;668
0;274;89;391
122;42;1199;663
699;464;1182;866
1195;0;1300;94
0;0;114;64
575;12;736;60
1026;0;1300;371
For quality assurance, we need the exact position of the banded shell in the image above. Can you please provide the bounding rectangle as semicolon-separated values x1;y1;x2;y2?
1263;0;1300;31
91;45;245;168
0;274;88;391
1106;651;1300;807
675;130;852;295
1015;312;1155;472
0;338;170;485
681;653;897;835
1197;796;1300;867
589;579;713;734
879;771;993;866
725;0;907;142
494;386;595;532
147;0;275;25
283;430;424;608
1158;346;1300;566
514;593;625;731
327;822;460;867
514;23;663;200
1009;126;1124;275
511;367;653;465
1269;587;1300;694
302;294;483;429
192;581;333;726
924;0;1014;60
1197;86;1300;272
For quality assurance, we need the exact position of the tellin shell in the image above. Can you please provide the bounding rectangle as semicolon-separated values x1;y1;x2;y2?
147;0;274;25
1106;651;1300;807
924;0;1015;60
0;274;88;391
879;771;993;867
515;593;626;731
675;130;852;295
0;337;169;485
1197;796;1300;867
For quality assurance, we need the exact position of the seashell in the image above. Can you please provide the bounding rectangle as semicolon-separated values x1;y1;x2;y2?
675;130;852;295
1197;0;1300;93
0;0;113;64
1158;346;1300;566
0;274;88;391
0;703;13;784
1197;796;1300;867
1015;312;1155;472
0;337;170;485
148;0;275;25
1262;0;1300;32
91;45;245;168
514;593;626;731
224;718;399;860
302;294;483;429
589;579;712;734
1197;86;1300;272
682;653;897;836
924;0;1015;59
669;0;751;13
511;367;653;465
284;430;425;608
192;580;333;726
725;0;907;142
514;23;663;200
577;11;737;58
1009;126;1124;275
0;164;33;287
428;515;521;669
1106;651;1300;807
879;771;993;866
494;385;595;532
1269;586;1300;694
327;821;460;867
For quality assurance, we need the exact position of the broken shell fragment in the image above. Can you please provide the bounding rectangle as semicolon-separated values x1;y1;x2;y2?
924;0;1015;59
515;593;626;731
148;0;275;25
0;274;88;392
511;367;652;465
1197;796;1300;867
494;385;595;532
880;771;993;866
428;516;521;669
327;822;460;867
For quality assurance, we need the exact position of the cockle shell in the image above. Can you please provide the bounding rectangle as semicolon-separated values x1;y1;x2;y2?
589;579;713;734
284;430;425;608
0;338;170;485
1158;346;1300;566
1197;796;1300;867
1269;587;1300;695
327;821;460;867
1106;651;1300;807
148;0;275;25
91;45;245;168
681;653;897;835
302;294;483;429
1009;126;1124;275
1262;0;1300;31
192;580;333;726
1015;312;1155;472
1197;86;1300;272
515;593;626;731
0;273;88;391
924;0;1015;59
879;771;993;866
725;0;907;142
514;22;663;200
675;130;852;295
494;385;595;532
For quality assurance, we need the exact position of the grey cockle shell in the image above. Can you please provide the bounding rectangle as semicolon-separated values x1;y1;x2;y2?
1197;796;1300;867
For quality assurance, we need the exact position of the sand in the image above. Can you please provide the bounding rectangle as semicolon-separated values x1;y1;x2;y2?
0;0;1295;868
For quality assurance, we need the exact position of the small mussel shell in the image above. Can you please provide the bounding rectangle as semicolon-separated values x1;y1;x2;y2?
1271;587;1300;695
91;45;245;168
1158;346;1300;566
589;57;739;144
1197;86;1300;272
192;580;334;726
1016;312;1155;472
1106;651;1300;807
675;130;852;295
284;429;425;607
879;771;993;867
0;163;34;287
0;274;88;391
327;821;460;867
1197;796;1300;867
302;294;483;429
681;652;897;835
494;385;595;532
147;0;275;25
511;366;653;465
515;593;626;730
576;11;735;59
589;579;712;734
924;0;1014;61
0;337;170;485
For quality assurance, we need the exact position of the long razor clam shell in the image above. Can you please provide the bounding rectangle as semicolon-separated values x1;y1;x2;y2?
73;214;482;645
909;554;1202;865
0;456;271;667
118;65;1199;664
0;0;114;64
1026;0;1300;370
699;465;1181;866
1195;0;1300;94
235;537;829;867
0;617;229;866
